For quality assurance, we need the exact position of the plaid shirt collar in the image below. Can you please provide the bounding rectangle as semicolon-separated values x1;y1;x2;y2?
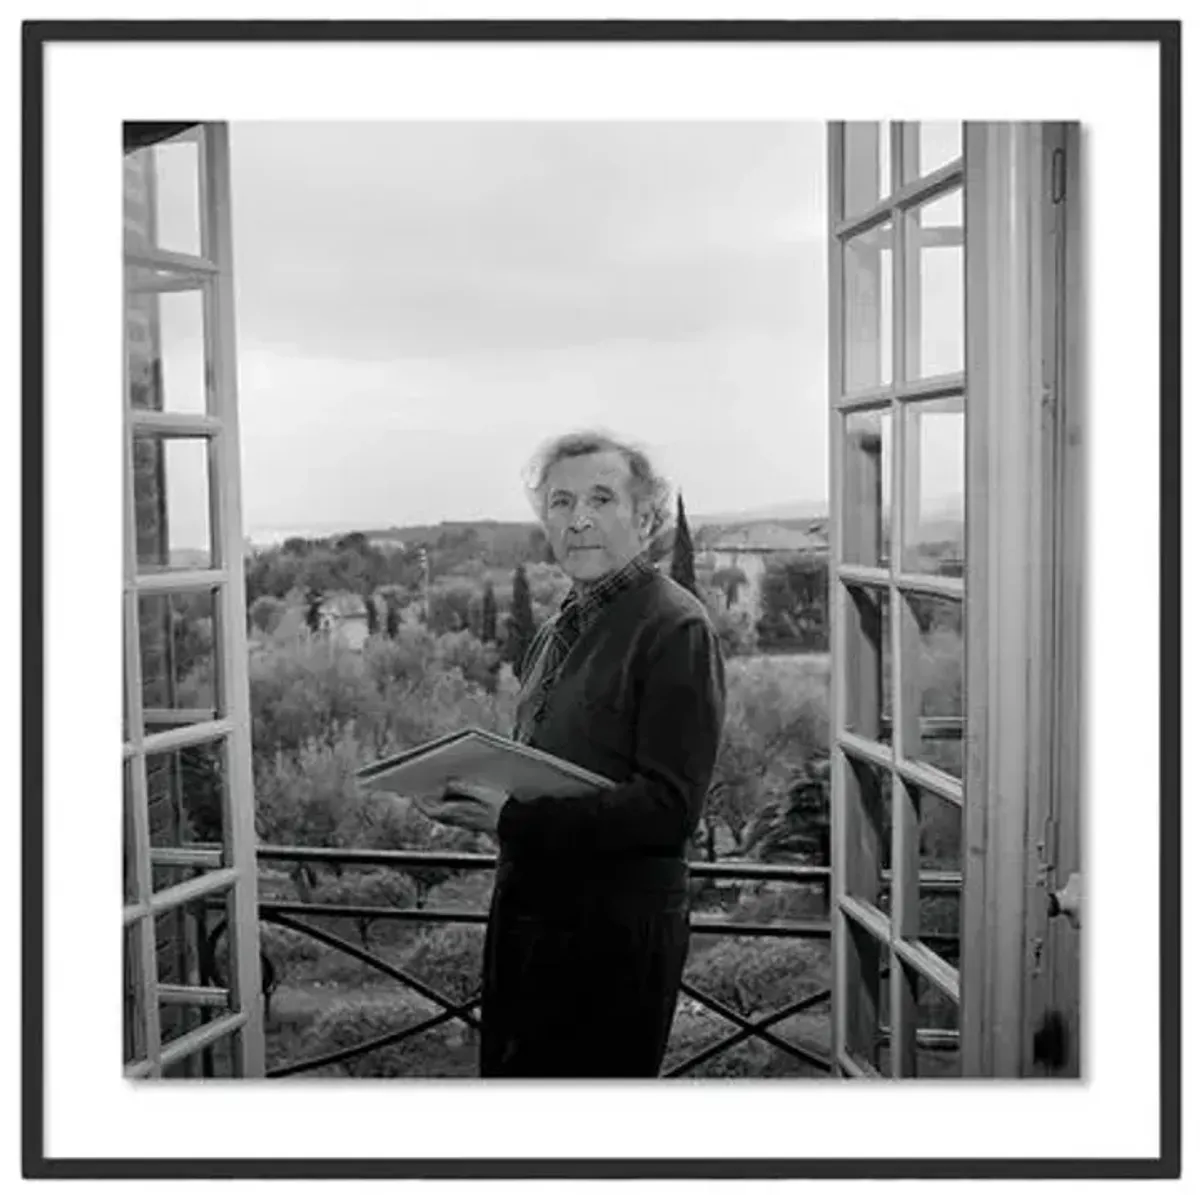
513;550;656;744
558;550;657;635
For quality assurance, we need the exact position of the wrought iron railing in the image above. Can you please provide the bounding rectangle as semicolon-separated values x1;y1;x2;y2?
200;845;959;1079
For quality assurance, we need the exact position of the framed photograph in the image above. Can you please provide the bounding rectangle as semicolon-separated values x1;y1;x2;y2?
23;13;1181;1181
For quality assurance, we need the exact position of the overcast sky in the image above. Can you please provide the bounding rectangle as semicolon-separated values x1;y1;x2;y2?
222;121;833;539
149;121;964;547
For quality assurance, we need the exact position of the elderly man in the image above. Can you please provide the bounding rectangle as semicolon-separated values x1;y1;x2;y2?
430;430;726;1078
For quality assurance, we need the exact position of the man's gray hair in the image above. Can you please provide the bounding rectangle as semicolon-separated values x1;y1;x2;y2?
523;429;673;538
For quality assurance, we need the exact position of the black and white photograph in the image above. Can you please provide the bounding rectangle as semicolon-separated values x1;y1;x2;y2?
24;16;1181;1181
120;115;1017;1083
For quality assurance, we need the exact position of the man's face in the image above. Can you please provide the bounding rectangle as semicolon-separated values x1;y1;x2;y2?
542;450;651;584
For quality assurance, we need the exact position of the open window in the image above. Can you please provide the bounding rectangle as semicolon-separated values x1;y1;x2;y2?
827;122;1083;1078
122;123;265;1078
118;118;1083;1082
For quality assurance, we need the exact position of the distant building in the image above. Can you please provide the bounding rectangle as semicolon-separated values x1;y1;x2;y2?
698;523;828;622
320;592;373;650
366;534;408;554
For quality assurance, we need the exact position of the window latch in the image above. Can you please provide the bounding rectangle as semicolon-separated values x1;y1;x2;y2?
1051;147;1066;204
1047;871;1081;928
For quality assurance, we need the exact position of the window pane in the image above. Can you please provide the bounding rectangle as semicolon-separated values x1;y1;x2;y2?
903;121;963;182
842;588;962;779
877;961;962;1078
125;132;204;259
919;788;961;868
146;739;227;893
914;966;960;1077
126;287;209;415
124;922;147;1066
874;790;961;955
901;396;964;576
122;599;132;742
153;136;204;256
132;434;213;572
907;188;963;379
840;755;891;911
917;803;961;961
843;408;891;569
124;152;154;253
920;894;961;974
126;291;159;412
123;759;139;905
904;593;964;779
139;589;220;730
843;585;891;749
155;889;234;1058
844;918;887;1072
843;221;893;393
843;121;894;219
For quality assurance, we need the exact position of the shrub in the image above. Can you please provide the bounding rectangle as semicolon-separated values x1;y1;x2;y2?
307;992;477;1078
711;604;758;657
683;937;829;1018
253;724;365;851
249;635;384;759
315;868;420;947
395;923;486;1008
249;594;288;636
664;998;830;1078
361;625;437;692
259;921;323;983
427;871;496;910
725;880;829;924
427;577;480;636
704;657;830;854
433;630;502;694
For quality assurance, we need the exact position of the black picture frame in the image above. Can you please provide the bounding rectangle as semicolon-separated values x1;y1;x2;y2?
22;17;1182;1181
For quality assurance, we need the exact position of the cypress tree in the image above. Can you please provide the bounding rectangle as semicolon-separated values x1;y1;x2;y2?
384;593;401;639
507;564;536;677
304;587;324;634
481;578;498;644
670;492;698;596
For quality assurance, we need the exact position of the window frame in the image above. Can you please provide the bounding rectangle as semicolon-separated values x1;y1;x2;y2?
122;123;264;1080
828;121;967;1079
829;119;1084;1079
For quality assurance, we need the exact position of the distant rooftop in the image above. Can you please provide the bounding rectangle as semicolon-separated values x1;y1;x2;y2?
322;592;369;618
705;523;828;553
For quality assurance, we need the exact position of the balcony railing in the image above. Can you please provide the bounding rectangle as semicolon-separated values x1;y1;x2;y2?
194;845;959;1079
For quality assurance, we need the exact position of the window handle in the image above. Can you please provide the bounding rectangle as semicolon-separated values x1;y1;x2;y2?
1047;872;1081;929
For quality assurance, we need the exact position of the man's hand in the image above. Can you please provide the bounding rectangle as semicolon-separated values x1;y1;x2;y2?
411;778;509;835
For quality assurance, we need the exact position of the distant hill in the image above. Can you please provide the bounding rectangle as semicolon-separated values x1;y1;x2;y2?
354;503;830;542
915;518;965;547
691;500;828;526
250;501;831;549
357;520;536;544
247;509;835;570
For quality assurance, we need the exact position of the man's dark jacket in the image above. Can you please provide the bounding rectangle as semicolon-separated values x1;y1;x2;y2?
479;565;726;1077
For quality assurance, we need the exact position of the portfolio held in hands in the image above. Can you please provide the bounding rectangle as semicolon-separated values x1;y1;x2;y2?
355;727;615;808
